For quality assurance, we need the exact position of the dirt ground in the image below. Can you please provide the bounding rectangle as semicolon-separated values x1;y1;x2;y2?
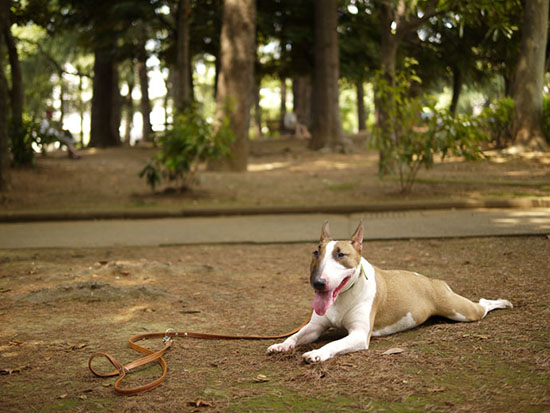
2;135;549;214
1;137;549;412
0;236;549;412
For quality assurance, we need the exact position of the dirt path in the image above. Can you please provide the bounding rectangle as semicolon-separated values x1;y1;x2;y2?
3;137;549;214
1;236;548;412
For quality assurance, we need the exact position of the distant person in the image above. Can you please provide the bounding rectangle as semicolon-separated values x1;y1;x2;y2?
40;110;81;159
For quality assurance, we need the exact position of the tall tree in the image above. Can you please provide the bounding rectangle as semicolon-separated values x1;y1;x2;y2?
173;0;193;113
209;0;256;171
90;45;120;147
310;0;347;152
0;0;9;190
511;0;549;151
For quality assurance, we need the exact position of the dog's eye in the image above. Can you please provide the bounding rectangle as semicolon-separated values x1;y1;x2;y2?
337;252;346;259
313;247;320;258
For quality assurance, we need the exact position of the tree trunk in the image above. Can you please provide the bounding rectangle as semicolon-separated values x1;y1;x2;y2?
208;0;256;171
375;1;400;173
137;59;153;141
124;79;134;145
356;80;366;131
111;68;121;145
292;75;311;129
310;0;346;152
4;25;22;126
511;0;549;151
449;66;463;114
90;47;120;147
279;77;287;132
173;0;193;113
0;0;9;191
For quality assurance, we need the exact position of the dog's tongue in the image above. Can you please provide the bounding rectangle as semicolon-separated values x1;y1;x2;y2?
312;291;334;316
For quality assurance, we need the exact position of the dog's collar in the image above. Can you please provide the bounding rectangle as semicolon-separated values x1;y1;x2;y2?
345;264;368;292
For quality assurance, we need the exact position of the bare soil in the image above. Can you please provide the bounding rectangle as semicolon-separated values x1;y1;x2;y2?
1;237;549;412
0;137;549;412
2;135;549;213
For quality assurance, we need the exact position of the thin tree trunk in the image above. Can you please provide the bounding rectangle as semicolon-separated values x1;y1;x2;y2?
137;59;153;141
208;0;256;171
511;0;549;151
174;0;192;113
356;80;366;131
279;77;287;132
0;0;10;190
449;67;463;114
4;25;22;126
124;79;134;145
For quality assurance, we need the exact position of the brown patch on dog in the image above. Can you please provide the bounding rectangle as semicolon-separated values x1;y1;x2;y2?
332;241;361;269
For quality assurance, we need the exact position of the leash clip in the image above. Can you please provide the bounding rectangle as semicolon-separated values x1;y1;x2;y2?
163;328;176;344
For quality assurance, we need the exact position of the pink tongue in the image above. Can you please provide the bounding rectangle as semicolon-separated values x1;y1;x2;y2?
312;291;334;316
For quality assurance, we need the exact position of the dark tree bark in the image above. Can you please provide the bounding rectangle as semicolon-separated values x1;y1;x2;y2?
90;47;120;147
292;75;311;129
310;0;346;152
449;66;463;114
279;77;287;132
173;0;193;113
356;80;366;131
511;0;549;151
137;58;153;141
208;0;256;171
4;25;22;127
124;77;134;145
0;0;10;190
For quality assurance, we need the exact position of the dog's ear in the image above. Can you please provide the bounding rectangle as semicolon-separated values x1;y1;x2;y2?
350;220;363;252
320;220;332;241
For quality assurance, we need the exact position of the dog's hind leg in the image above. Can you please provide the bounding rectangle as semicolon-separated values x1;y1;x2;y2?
432;280;512;322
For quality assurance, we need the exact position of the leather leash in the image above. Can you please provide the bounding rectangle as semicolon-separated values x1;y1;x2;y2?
88;311;312;396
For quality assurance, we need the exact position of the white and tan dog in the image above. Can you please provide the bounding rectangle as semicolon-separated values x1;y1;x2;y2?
268;221;512;363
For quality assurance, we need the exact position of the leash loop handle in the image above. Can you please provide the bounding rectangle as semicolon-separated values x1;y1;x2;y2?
89;311;312;396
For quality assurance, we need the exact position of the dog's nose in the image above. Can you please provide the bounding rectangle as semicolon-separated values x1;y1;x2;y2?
313;279;327;291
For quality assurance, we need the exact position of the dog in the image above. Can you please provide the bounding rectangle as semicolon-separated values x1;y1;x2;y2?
268;221;512;363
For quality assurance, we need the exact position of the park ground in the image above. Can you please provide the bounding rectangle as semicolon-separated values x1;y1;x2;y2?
0;136;549;412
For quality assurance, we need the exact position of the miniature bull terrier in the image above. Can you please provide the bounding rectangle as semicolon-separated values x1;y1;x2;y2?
268;221;512;363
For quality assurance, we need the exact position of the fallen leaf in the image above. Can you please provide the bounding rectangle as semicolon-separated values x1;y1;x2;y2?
58;394;68;399
253;374;270;383
382;347;405;355
79;395;87;400
188;399;213;408
427;386;446;393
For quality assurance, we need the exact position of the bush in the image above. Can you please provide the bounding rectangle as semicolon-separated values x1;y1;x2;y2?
371;64;486;193
139;108;234;191
479;97;515;148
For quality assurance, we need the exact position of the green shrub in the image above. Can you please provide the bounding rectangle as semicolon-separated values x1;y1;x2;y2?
139;107;234;191
371;63;486;193
479;97;515;148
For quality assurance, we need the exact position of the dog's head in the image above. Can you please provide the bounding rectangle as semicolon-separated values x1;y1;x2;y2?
310;221;363;316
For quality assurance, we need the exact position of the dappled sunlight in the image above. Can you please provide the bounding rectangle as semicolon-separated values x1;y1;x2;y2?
491;209;550;231
112;305;153;322
248;161;291;172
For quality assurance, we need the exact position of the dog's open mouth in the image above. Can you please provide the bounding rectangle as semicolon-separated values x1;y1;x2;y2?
312;276;351;316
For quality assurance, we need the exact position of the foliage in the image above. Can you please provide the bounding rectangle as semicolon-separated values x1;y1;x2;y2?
371;64;486;193
479;97;515;148
9;115;60;166
139;107;234;191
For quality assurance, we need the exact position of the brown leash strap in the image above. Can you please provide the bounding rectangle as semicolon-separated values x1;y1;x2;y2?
88;311;312;396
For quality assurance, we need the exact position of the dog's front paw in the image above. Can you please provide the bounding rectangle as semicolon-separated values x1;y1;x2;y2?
302;349;331;363
267;341;295;353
